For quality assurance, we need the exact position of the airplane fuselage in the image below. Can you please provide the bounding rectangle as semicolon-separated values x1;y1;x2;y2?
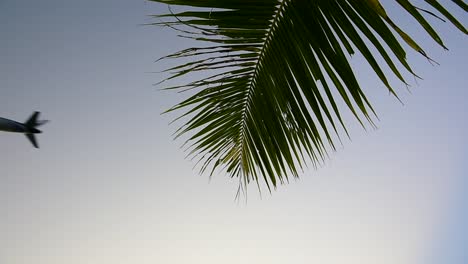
0;112;47;148
0;117;40;134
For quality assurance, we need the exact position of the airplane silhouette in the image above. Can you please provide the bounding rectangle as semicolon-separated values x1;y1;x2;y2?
0;112;48;148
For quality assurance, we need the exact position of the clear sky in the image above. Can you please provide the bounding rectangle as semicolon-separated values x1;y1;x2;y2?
0;1;467;263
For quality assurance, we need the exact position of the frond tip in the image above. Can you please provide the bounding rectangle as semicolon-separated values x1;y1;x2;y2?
151;0;467;192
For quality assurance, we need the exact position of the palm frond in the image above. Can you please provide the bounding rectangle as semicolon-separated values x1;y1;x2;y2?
150;0;466;192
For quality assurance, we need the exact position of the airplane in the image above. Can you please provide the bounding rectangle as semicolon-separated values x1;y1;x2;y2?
0;111;49;148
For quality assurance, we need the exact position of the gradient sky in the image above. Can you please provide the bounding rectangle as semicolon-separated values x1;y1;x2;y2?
1;1;467;263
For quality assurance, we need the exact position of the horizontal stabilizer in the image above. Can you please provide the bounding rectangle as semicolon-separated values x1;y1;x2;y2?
25;111;40;127
25;133;39;148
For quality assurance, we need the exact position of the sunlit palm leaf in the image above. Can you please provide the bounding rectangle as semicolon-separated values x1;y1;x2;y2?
150;0;466;192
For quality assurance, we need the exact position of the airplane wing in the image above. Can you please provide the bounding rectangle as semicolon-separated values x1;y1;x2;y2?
25;133;39;148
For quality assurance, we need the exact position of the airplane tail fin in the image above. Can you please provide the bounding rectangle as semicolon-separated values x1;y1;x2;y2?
24;111;48;148
25;133;39;148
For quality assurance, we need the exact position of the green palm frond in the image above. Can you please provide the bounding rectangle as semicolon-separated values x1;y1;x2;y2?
150;0;466;192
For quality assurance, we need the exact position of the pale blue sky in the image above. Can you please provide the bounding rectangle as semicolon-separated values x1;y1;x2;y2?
1;1;467;263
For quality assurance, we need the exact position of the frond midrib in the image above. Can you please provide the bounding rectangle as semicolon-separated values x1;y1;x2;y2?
236;0;289;181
